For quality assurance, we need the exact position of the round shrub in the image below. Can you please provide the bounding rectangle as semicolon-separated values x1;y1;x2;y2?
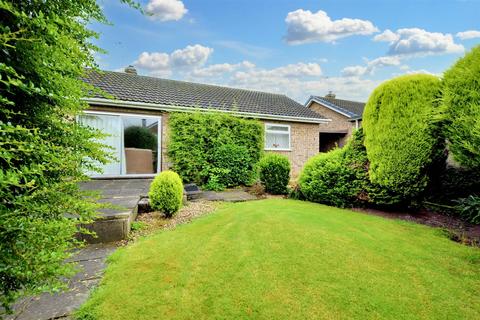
148;171;184;217
362;74;443;199
299;148;362;207
258;153;290;194
124;126;158;150
442;45;480;169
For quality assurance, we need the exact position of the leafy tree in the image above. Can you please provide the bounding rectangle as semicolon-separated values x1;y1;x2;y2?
442;45;480;169
0;0;137;313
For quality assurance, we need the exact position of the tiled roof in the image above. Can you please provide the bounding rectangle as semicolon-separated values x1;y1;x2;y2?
308;96;366;119
82;70;327;121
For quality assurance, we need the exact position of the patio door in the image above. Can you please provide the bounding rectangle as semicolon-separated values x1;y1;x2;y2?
79;111;162;177
80;113;124;175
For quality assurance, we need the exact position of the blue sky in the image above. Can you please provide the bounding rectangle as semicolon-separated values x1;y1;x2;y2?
93;0;480;102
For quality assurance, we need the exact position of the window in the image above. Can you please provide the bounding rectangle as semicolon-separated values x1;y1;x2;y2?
265;123;291;150
79;112;161;177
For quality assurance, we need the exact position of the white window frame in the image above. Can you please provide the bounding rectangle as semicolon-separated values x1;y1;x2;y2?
264;123;291;151
80;110;162;179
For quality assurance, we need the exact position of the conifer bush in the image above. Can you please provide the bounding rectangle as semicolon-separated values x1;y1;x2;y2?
442;45;480;169
362;74;443;200
149;171;184;217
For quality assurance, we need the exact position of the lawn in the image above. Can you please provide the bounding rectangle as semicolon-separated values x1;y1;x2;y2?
77;199;480;320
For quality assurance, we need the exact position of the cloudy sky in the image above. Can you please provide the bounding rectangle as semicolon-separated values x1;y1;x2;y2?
93;0;480;102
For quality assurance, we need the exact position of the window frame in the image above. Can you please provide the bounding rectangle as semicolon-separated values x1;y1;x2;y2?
79;110;162;178
264;123;291;151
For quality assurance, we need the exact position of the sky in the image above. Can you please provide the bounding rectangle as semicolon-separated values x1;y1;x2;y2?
92;0;480;103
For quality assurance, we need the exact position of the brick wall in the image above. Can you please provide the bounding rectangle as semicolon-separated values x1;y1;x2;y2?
261;120;319;178
309;101;359;147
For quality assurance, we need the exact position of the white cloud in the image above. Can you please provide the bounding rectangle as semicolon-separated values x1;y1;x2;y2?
374;28;464;56
285;9;378;44
233;63;322;81
456;30;480;40
342;56;401;77
170;45;213;68
133;44;213;76
373;29;399;42
146;0;187;22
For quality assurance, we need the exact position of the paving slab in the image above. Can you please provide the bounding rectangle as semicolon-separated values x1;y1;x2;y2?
199;190;257;202
7;244;116;320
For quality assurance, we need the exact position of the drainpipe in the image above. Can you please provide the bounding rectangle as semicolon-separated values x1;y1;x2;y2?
355;119;359;130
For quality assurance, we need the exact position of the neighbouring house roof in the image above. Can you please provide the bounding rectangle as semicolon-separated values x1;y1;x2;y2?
305;96;366;120
82;70;329;124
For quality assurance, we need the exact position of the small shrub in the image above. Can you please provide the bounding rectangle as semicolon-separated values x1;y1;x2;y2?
131;221;147;231
258;153;291;194
149;171;184;217
203;168;228;191
363;74;443;200
455;195;480;224
124;126;158;150
442;45;480;169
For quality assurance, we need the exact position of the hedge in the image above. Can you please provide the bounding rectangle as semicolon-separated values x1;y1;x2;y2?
168;112;263;187
258;153;290;194
362;74;443;200
442;45;480;169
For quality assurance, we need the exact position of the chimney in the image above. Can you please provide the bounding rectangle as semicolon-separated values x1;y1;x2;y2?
325;91;336;99
124;65;137;75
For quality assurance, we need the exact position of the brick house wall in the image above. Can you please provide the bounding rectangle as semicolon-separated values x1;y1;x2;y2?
308;101;360;148
87;106;319;178
261;120;319;177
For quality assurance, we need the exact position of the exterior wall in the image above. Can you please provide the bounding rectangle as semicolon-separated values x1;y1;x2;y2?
261;120;319;178
308;101;359;149
87;105;319;179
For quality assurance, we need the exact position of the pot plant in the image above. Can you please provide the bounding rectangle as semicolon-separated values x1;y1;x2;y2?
124;126;158;174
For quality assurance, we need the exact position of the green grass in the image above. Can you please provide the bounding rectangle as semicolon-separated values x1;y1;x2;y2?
77;199;480;320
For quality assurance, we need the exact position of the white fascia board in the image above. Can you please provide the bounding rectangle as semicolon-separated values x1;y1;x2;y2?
83;98;331;124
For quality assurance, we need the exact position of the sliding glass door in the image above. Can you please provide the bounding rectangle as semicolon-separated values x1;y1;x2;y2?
79;112;161;177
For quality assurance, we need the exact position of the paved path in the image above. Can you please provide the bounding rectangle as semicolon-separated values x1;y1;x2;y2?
7;244;116;320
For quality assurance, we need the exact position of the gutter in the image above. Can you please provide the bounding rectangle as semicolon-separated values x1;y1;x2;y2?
83;97;331;124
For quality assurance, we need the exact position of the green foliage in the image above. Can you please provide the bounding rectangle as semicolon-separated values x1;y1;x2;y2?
168;112;263;187
124;126;157;150
149;171;184;217
299;148;362;207
130;221;147;231
442;45;480;169
299;129;403;207
455;195;480;225
362;74;443;200
258;153;290;194
203;168;229;191
0;0;137;313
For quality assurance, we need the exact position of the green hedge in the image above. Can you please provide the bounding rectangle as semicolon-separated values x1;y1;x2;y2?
149;171;184;217
258;153;290;194
362;74;443;200
168;112;263;187
442;45;480;169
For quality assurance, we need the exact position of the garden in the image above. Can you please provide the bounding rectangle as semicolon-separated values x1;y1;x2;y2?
73;46;480;319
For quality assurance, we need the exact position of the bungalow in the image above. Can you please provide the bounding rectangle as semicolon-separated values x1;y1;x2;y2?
81;66;330;178
305;93;366;152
